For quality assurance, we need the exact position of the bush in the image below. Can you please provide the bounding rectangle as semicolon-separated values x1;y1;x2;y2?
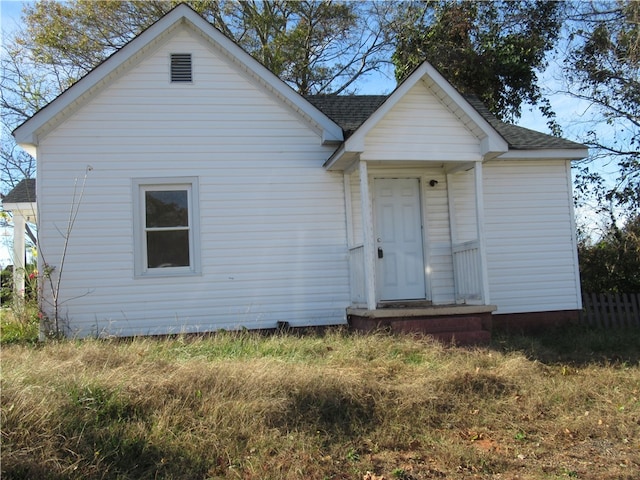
0;264;37;305
578;214;640;292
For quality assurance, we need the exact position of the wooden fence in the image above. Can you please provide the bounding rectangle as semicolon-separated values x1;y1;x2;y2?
580;293;640;328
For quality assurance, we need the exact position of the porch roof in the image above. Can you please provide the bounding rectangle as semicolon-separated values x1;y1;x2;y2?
2;178;36;205
306;94;585;152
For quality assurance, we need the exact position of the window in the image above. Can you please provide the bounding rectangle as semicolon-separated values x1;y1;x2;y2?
133;178;200;277
171;53;192;82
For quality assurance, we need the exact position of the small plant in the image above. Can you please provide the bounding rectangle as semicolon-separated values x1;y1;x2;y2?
38;166;93;337
514;431;527;441
0;299;40;344
346;448;360;462
392;467;408;479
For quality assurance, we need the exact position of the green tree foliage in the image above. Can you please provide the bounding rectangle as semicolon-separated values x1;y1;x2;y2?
578;214;640;293
16;0;392;95
567;1;639;214
390;0;562;125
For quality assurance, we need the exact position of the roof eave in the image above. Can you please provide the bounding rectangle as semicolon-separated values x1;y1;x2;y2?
324;145;360;171
1;202;37;215
496;147;589;161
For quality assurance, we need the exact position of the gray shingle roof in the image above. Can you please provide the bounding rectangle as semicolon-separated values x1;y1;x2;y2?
306;94;585;150
305;95;388;138
2;178;36;204
462;95;585;150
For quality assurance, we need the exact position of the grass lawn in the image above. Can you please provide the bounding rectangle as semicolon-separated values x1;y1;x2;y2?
1;315;639;479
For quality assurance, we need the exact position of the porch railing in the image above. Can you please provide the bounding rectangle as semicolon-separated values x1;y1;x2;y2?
452;240;482;303
349;245;365;305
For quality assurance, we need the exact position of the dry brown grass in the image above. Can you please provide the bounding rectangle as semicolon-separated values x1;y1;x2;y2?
1;329;639;479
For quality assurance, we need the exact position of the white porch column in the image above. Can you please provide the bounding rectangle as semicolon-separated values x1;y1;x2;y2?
359;160;376;310
12;211;26;298
474;161;490;304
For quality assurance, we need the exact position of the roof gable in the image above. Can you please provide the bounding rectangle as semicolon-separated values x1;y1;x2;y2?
13;4;343;153
322;62;510;170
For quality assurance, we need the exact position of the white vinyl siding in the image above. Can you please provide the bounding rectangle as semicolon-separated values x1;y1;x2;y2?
363;81;481;162
484;160;581;313
447;169;478;244
36;25;348;337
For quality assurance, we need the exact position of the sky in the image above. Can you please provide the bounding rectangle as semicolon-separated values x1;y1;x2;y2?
1;0;24;35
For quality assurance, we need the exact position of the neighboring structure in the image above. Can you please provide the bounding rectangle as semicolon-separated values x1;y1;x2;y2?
2;178;37;297
12;5;587;339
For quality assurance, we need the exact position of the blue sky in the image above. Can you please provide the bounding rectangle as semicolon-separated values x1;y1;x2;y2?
1;0;25;35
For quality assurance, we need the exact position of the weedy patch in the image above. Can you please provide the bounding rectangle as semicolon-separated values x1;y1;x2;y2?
1;328;639;479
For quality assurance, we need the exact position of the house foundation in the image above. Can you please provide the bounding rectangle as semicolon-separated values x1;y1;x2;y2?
491;310;580;334
348;304;497;345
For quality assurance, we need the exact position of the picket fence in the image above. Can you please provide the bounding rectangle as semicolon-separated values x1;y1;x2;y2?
580;293;640;328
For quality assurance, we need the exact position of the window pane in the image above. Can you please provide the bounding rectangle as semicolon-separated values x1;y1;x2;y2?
146;190;188;228
146;230;190;268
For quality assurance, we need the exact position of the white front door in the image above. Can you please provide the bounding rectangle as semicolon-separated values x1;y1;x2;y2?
374;178;426;301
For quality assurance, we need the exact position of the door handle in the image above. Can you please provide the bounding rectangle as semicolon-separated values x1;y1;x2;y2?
378;247;384;259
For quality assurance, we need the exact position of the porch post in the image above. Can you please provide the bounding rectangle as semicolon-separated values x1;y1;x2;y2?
359;160;376;310
474;161;490;304
12;211;26;299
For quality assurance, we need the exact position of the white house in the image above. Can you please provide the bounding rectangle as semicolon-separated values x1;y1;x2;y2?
12;5;587;341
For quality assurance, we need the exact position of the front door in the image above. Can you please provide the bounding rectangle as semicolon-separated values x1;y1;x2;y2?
374;178;426;301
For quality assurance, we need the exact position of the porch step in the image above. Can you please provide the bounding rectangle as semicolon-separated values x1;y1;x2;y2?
389;315;483;334
347;308;494;346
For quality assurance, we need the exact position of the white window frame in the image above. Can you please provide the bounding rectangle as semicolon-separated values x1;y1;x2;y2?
133;177;200;278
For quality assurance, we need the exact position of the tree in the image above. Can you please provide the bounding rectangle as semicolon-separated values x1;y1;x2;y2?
566;1;639;216
16;0;393;95
389;0;563;126
1;35;61;189
578;214;640;293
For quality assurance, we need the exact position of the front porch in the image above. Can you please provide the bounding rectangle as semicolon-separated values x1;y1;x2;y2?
348;304;496;345
342;160;496;345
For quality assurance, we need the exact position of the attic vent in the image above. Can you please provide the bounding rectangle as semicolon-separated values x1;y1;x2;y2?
171;53;192;82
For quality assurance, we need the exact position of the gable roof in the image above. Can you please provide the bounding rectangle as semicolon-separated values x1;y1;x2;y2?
2;178;36;205
320;62;514;170
306;94;585;151
305;95;388;138
13;3;343;153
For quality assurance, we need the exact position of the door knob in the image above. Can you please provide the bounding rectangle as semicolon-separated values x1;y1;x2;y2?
378;247;384;259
